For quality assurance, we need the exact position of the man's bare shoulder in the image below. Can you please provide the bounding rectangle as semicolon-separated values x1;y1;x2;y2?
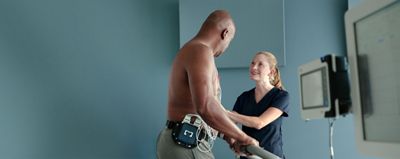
179;41;213;65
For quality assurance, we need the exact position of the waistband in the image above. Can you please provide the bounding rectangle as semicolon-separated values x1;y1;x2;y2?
165;120;180;129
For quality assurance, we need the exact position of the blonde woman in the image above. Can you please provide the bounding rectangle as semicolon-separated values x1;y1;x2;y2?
228;51;289;159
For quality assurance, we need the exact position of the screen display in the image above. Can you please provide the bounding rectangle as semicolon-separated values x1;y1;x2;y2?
355;1;400;143
301;68;329;109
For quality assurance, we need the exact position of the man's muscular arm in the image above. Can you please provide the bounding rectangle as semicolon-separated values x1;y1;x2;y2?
184;45;255;145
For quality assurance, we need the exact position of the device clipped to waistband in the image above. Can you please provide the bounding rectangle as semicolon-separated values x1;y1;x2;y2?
170;114;217;151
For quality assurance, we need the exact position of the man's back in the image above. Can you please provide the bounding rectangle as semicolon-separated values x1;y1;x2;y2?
167;40;218;121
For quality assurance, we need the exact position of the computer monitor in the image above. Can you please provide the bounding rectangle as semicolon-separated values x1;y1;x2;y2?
345;0;400;158
298;54;351;120
298;58;331;120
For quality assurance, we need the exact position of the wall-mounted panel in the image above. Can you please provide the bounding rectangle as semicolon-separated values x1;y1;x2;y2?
179;0;285;68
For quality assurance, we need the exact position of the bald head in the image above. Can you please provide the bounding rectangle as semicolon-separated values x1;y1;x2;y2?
194;10;235;56
199;10;235;34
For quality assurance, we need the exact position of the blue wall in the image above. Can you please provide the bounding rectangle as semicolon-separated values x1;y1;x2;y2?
0;0;177;158
0;0;380;159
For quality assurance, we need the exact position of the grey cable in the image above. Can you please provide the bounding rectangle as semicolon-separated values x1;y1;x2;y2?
329;118;336;159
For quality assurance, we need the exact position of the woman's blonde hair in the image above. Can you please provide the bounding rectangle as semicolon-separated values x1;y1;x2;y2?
255;51;284;89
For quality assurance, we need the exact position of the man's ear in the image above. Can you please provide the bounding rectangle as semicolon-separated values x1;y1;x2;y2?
221;29;228;40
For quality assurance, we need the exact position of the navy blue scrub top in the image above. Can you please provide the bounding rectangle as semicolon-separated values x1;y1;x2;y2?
233;87;289;159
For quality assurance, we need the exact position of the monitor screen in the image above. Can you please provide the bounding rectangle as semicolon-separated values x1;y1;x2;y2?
300;68;329;109
355;0;400;144
345;0;400;158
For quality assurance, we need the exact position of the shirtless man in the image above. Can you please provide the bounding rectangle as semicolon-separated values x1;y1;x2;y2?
156;10;258;159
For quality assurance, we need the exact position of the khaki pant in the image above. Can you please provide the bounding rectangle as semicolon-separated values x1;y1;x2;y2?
156;128;215;159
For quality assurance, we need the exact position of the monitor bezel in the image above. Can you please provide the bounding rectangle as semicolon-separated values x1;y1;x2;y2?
298;59;331;120
345;0;400;158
